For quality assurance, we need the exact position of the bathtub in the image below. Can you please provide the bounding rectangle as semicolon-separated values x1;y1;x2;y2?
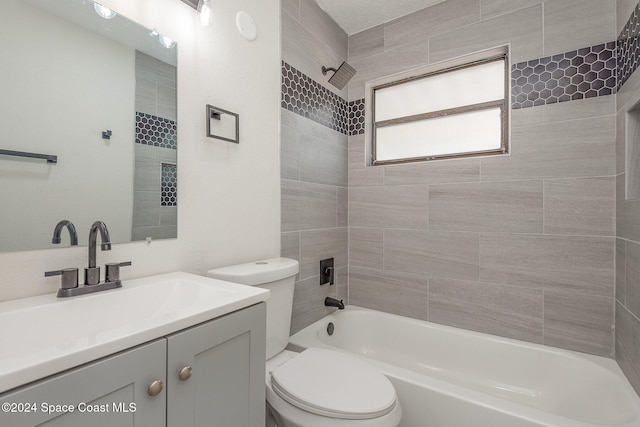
288;306;640;427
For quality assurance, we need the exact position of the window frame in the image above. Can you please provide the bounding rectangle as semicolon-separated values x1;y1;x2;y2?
370;51;510;166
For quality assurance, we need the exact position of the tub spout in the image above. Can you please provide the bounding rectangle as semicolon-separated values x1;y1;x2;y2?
325;297;344;310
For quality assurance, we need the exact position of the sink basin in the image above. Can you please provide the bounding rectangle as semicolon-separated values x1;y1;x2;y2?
0;272;269;393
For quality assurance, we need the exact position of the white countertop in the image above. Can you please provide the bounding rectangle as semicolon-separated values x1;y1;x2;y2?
0;272;269;394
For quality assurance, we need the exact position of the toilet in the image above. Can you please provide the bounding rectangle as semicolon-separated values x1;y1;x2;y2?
207;257;402;427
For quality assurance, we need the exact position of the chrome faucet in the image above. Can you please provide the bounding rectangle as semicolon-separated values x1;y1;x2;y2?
51;220;78;246
85;220;111;285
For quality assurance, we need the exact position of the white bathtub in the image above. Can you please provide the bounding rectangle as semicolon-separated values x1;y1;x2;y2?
288;306;640;427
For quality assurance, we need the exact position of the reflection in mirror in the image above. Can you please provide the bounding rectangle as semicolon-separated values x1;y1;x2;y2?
0;0;177;252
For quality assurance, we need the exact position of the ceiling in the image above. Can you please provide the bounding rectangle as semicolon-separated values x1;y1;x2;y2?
315;0;446;35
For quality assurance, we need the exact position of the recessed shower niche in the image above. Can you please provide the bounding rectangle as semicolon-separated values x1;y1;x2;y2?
626;101;640;200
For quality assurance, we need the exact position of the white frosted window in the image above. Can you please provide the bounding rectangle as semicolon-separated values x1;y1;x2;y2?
371;54;508;164
376;108;502;161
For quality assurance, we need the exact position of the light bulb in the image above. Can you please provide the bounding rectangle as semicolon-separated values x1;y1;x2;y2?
199;0;212;27
94;3;116;19
158;35;176;49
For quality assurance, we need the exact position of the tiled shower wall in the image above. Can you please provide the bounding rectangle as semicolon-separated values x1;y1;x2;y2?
347;0;617;357
616;0;640;395
280;0;349;334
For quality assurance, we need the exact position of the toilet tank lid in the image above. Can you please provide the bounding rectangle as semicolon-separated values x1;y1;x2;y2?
206;257;299;286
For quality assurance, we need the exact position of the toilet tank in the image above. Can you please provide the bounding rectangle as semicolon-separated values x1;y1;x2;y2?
207;258;299;360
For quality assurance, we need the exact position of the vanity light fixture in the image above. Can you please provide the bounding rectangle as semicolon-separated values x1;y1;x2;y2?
93;3;116;19
199;0;212;27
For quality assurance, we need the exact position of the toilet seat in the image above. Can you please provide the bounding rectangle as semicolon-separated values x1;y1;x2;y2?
270;348;397;420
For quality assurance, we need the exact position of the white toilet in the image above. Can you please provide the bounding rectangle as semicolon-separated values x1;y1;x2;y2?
207;257;402;427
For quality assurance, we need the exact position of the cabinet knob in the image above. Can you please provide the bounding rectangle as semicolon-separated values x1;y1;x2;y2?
179;366;193;381
147;380;163;396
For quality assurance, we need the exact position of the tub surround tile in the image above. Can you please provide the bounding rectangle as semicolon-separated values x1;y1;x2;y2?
480;0;543;20
543;291;614;357
543;0;615;58
617;0;640;90
299;0;347;61
543;177;616;236
616;302;640;395
349;267;428;320
480;234;614;297
349;185;429;229
281;232;301;280
348;24;384;63
617;238;627;304
349;227;384;270
480;115;616;181
384;158;480;186
617;174;640;242
337;187;348;227
280;124;301;180
281;179;338;232
298;132;348;187
429;5;543;65
429;180;543;233
383;0;480;52
625;240;640;319
299;227;348;280
281;0;299;20
617;0;638;34
348;134;384;187
385;229;480;281
429;277;543;344
291;275;340;335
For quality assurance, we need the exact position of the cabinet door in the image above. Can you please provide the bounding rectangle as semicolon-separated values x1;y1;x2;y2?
0;340;166;427
167;303;266;427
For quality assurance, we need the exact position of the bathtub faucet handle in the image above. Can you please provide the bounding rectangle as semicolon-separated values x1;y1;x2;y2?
324;296;344;310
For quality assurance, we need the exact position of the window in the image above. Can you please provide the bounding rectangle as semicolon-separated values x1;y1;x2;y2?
370;49;509;165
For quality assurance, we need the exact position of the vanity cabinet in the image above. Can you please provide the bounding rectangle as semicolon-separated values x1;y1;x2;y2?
0;303;266;427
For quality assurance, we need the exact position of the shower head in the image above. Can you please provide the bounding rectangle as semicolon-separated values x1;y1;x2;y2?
322;62;357;90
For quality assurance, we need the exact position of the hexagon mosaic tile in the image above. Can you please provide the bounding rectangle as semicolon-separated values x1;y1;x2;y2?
283;39;621;135
135;112;177;150
511;42;616;109
161;163;177;207
618;0;640;90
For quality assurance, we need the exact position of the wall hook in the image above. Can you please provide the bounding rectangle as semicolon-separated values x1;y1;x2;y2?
102;130;112;139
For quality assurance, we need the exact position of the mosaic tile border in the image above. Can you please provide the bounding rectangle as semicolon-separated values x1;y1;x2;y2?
135;112;177;150
283;40;620;135
281;61;350;134
618;1;640;90
512;42;616;109
161;163;177;207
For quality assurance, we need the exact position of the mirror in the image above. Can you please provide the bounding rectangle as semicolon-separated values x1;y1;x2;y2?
0;0;177;252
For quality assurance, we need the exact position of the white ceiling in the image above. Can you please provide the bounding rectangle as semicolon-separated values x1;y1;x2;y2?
315;0;446;35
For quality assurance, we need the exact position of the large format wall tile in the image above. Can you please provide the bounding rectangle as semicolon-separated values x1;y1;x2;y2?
383;158;480;186
350;267;428;320
480;0;543;20
625;240;640;319
616;302;640;395
299;227;348;280
299;0;347;60
480;234;614;296
543;0;615;57
385;229;480;280
429;5;543;64
348;25;384;63
281;179;337;232
349;227;384;269
429;277;543;343
543;177;615;236
350;185;429;229
543;291;614;357
429;180;543;233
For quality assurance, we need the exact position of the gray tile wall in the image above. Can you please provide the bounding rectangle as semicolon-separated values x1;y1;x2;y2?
281;0;348;334
616;0;640;396
347;0;616;357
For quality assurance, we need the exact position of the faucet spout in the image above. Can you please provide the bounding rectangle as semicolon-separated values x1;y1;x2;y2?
52;220;78;246
324;297;345;310
88;221;111;269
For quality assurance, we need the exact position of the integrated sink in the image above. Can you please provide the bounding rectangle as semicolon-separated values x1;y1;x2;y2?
0;272;269;393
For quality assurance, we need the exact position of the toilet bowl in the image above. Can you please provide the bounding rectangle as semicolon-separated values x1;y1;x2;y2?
207;258;401;427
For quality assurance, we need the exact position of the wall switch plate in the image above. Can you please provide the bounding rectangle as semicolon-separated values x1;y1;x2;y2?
320;258;334;286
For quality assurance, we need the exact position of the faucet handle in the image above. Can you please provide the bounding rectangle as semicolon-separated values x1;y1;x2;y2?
45;268;79;290
105;261;132;283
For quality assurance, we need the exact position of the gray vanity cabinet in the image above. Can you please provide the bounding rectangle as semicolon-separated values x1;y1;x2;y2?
0;303;266;427
167;302;266;427
0;339;167;427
